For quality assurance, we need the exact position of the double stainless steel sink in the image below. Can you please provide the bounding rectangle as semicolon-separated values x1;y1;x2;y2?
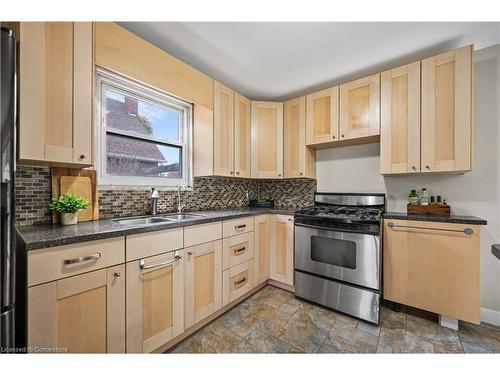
115;213;207;226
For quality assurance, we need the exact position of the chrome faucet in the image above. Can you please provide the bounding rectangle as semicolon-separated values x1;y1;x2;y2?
177;185;186;213
150;187;159;215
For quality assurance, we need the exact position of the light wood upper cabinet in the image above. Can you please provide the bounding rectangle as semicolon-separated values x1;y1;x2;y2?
284;96;315;178
251;101;284;178
383;219;480;324
234;93;251;177
28;266;125;353
185;240;222;329
270;215;294;287
19;22;93;166
254;215;271;285
306;87;339;145
126;250;184;353
380;62;421;174
421;45;473;173
340;74;380;140
213;81;235;176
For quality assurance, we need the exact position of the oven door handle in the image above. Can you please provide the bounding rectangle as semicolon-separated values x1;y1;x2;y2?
294;222;380;236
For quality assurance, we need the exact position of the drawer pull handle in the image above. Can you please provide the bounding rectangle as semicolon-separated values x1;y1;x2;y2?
235;224;246;230
64;252;101;265
233;247;246;255
139;251;182;271
234;277;247;288
387;222;473;235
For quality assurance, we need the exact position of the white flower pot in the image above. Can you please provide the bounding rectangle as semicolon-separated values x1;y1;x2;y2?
61;212;78;225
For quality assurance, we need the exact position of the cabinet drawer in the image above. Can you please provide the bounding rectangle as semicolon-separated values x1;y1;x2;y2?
223;217;254;238
223;259;255;306
126;228;183;261
222;232;254;270
28;237;125;287
184;221;222;247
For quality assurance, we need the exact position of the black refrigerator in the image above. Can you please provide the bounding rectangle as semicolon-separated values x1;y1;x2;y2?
1;26;17;351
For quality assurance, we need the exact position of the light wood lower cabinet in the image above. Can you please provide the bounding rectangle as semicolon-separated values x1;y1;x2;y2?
254;215;271;284
184;240;223;328
270;215;294;287
383;219;480;324
223;259;255;306
126;250;184;353
28;265;125;353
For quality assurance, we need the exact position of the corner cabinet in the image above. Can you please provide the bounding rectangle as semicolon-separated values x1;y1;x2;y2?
284;96;315;178
340;74;380;140
306;87;339;145
380;62;421;174
251;101;284;178
383;219;480;324
234;93;252;177
19;22;93;166
269;215;294;287
421;45;473;173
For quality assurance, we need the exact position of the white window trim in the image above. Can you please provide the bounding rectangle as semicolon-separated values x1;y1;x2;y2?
95;68;193;189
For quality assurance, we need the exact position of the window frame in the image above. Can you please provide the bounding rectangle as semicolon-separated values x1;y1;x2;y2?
95;68;193;189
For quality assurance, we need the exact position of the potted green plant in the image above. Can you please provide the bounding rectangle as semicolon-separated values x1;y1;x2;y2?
249;192;274;208
49;193;89;225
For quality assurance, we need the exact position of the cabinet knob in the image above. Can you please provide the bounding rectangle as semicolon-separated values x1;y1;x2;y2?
341;134;345;138
332;135;335;139
187;251;193;256
79;154;86;160
278;173;281;177
288;218;292;222
412;166;416;170
300;172;303;176
230;171;234;175
236;171;240;175
426;165;431;170
114;272;121;277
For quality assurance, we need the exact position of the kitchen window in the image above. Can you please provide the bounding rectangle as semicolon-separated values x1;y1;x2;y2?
96;69;193;188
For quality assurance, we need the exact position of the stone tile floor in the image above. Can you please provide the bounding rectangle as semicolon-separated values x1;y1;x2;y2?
169;285;500;354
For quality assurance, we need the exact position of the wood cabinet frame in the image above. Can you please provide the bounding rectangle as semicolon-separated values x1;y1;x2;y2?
254;215;271;285
213;81;235;176
306;87;339;145
234;93;251;177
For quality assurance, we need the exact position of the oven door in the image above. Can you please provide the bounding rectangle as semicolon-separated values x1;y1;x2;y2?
294;223;380;290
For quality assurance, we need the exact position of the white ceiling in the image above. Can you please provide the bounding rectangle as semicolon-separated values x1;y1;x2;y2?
119;22;500;101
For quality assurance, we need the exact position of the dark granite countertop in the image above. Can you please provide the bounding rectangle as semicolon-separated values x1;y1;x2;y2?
16;207;298;251
383;212;487;225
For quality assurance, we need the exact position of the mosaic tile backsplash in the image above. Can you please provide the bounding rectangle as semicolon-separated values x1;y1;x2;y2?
15;166;316;225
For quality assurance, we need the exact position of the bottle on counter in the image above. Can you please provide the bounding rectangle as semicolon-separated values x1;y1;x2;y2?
430;196;435;205
420;188;429;206
437;195;443;205
408;189;419;205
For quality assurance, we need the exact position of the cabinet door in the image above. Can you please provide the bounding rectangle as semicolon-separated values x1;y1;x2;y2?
380;63;421;174
270;215;294;286
19;22;93;165
383;219;480;324
284;96;315;178
126;250;184;353
222;260;255;306
213;81;234;176
251;101;284;178
421;45;473;173
234;93;251;178
340;74;380;140
254;214;271;285
306;87;339;145
185;240;222;329
28;266;126;353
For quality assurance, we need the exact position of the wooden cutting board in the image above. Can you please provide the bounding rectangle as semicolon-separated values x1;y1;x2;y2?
60;176;93;222
51;168;99;223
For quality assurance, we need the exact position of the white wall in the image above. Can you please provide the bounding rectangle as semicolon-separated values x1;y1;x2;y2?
316;44;500;324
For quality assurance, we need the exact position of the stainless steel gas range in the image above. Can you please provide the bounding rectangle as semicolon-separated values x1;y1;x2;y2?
294;192;385;324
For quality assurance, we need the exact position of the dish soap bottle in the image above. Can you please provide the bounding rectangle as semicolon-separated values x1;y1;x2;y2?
420;188;429;206
408;190;419;205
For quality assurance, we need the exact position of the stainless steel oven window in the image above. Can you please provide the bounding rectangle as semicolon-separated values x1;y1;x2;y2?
310;235;357;269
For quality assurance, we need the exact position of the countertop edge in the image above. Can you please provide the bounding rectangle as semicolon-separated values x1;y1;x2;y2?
17;208;297;251
383;212;487;225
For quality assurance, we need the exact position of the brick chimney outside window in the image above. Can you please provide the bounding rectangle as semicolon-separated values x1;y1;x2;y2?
125;97;138;116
